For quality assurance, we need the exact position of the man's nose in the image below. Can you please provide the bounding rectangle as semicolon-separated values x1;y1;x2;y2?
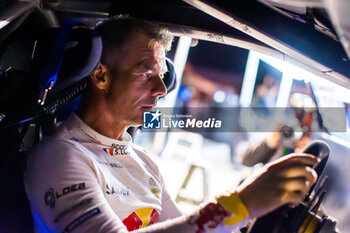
150;75;167;97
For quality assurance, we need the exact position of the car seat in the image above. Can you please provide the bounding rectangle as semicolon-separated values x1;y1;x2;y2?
0;3;177;232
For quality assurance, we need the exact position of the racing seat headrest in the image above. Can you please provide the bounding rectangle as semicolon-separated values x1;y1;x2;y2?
36;25;102;96
53;27;102;95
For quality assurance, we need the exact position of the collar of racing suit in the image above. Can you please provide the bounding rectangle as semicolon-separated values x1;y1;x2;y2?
67;112;133;147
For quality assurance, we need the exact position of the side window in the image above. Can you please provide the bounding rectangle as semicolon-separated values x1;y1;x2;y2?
134;37;350;233
251;61;282;108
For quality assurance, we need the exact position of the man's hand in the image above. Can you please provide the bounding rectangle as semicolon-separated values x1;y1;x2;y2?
237;153;320;218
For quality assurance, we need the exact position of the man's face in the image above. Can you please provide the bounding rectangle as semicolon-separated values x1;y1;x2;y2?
105;32;167;126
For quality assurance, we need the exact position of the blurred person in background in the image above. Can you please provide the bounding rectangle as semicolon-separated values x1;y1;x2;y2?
240;93;317;167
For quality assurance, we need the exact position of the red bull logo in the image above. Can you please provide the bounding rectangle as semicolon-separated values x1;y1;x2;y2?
122;208;159;231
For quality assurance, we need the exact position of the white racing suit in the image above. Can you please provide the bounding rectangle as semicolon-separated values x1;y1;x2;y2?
25;113;249;233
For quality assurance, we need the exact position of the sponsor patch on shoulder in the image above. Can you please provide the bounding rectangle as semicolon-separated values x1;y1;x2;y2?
44;183;86;209
62;207;101;233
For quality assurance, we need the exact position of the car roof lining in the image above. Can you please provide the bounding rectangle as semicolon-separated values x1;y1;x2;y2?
2;0;350;89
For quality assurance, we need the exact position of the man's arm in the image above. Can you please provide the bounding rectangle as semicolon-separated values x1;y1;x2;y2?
26;139;319;233
141;153;319;233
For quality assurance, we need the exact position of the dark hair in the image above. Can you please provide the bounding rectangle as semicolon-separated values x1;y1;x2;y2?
94;16;173;74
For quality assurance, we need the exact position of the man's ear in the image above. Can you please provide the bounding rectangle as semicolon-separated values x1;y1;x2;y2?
90;63;110;90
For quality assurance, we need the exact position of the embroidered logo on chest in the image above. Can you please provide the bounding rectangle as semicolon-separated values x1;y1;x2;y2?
148;177;161;198
103;144;129;156
105;183;131;198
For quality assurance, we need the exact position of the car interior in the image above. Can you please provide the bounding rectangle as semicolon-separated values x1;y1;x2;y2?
1;0;350;232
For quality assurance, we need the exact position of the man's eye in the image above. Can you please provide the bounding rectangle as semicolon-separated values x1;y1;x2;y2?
143;72;152;78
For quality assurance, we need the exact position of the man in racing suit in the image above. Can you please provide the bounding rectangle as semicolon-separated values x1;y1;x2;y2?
25;17;320;233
